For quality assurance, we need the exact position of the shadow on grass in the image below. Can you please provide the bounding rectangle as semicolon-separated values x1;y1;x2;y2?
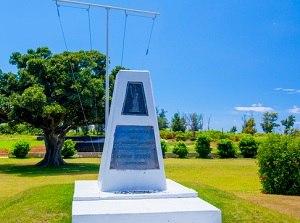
0;162;99;177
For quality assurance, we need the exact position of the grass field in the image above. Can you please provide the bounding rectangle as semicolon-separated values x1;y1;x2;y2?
0;158;299;223
0;135;44;150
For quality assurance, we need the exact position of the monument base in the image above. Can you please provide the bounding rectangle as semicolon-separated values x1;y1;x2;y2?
72;180;221;223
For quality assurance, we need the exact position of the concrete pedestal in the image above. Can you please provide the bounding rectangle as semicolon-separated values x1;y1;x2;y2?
72;179;221;223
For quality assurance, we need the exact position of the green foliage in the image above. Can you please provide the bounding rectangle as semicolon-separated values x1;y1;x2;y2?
186;113;203;137
281;115;296;134
216;139;236;158
226;132;239;142
175;132;186;141
172;142;189;158
171;112;186;132
200;130;238;142
159;130;176;139
260;112;280;133
184;131;194;141
11;140;30;158
229;125;237;133
0;123;14;134
156;107;169;130
61;139;77;158
0;47;125;166
160;140;168;158
159;129;241;142
195;134;212;158
0;123;43;135
238;136;259;158
242;116;257;135
257;134;300;195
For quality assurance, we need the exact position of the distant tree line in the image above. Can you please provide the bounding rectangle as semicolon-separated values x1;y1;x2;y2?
156;108;203;136
241;112;297;135
156;109;298;136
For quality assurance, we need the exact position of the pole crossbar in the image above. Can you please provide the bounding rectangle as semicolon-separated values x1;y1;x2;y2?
55;0;160;15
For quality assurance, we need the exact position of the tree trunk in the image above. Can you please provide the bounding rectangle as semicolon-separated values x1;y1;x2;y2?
36;131;67;167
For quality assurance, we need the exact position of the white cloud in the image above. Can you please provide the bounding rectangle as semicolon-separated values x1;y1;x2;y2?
289;106;300;114
234;104;273;113
275;88;299;94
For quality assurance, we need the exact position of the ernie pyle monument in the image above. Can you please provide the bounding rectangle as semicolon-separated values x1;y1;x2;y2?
59;0;221;222
72;70;222;222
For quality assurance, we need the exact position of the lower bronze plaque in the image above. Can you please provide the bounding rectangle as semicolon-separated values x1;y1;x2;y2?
110;125;159;170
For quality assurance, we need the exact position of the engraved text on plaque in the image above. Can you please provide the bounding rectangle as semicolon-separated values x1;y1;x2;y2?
110;125;159;170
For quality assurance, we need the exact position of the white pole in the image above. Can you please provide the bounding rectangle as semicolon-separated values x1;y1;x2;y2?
105;8;110;130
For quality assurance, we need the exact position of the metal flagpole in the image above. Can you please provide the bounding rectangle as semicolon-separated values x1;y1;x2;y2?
105;8;110;130
54;0;160;129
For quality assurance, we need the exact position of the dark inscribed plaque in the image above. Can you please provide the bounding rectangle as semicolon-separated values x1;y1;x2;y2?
122;82;148;116
110;125;159;170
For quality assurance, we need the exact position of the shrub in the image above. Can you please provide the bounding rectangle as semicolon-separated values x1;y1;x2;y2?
172;142;189;158
238;136;259;158
160;140;168;158
175;132;186;141
216;139;236;158
195;135;212;158
0;123;43;135
227;132;238;142
184;131;194;141
61;139;77;158
11;140;31;158
159;130;175;140
257;134;300;195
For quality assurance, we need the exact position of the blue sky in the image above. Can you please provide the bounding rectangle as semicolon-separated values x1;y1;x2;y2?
1;1;300;132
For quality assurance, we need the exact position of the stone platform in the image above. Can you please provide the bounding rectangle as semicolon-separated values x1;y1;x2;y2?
72;179;221;223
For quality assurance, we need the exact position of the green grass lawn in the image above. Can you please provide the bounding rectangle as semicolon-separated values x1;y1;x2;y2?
0;135;44;150
0;158;299;223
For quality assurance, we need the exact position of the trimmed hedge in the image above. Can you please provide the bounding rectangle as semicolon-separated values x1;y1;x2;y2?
11;140;31;158
172;142;189;158
257;134;300;195
216;139;236;158
160;140;168;158
61;139;77;158
238;136;259;158
195;135;212;158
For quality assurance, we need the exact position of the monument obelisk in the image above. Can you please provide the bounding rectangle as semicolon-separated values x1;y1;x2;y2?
72;70;221;223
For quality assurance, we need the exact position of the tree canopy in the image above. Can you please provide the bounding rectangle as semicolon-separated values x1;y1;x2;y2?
156;107;169;130
281;115;296;134
242;114;257;135
185;113;203;137
0;47;123;166
171;112;186;132
260;112;280;133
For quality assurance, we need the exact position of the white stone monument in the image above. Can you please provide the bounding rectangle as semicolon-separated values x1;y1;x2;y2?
72;70;222;223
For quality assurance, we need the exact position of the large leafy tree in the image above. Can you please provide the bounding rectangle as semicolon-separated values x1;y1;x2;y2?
260;112;280;133
0;47;122;167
